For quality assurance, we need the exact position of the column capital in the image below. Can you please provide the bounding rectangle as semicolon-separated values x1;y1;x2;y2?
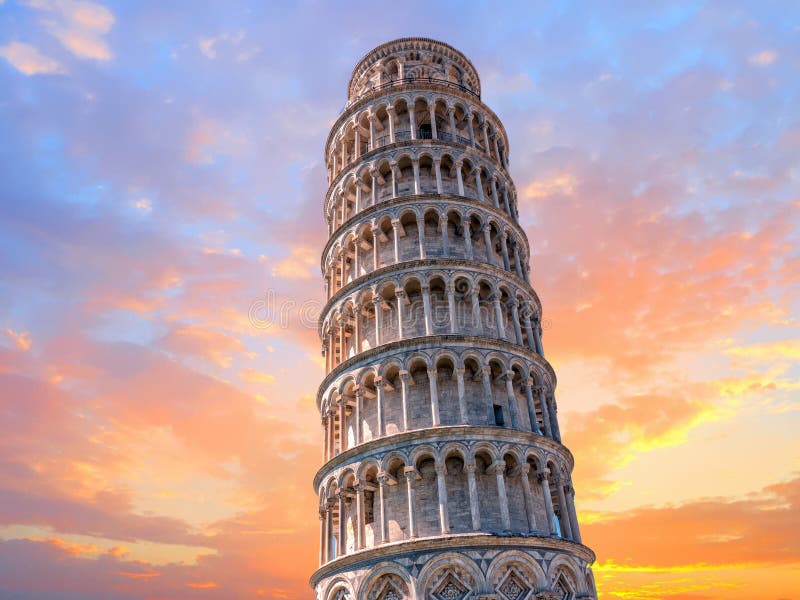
524;377;534;388
520;463;532;474
454;367;465;376
465;461;477;473
427;366;438;377
371;295;383;306
391;218;401;228
403;466;417;480
377;472;389;485
481;366;492;376
399;369;410;380
386;104;395;113
395;288;406;298
434;463;447;475
537;468;550;482
353;386;364;398
433;156;441;164
374;376;384;389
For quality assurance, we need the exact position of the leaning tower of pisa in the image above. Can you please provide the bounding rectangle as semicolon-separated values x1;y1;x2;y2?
313;38;597;600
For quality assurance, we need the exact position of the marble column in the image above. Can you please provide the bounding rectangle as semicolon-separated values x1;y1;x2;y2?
395;289;405;340
421;284;433;335
492;294;506;338
435;463;449;534
555;476;574;540
504;372;520;429
463;218;473;259
355;482;365;549
375;377;385;437
377;474;388;543
399;370;410;431
386;106;395;143
474;168;484;201
524;378;541;434
494;461;511;530
465;462;481;530
482;366;494;425
539;469;559;535
391;219;401;263
446;283;457;333
427;366;440;426
471;289;482;334
455;367;467;423
483;226;495;266
354;387;363;445
511;300;523;345
520;464;537;533
404;467;417;538
372;296;382;347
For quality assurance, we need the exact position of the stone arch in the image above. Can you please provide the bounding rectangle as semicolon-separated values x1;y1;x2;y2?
417;552;484;599
322;577;354;600
486;550;547;597
359;562;415;600
547;554;585;596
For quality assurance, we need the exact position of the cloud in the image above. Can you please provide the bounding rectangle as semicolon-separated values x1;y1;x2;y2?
586;476;800;567
5;329;32;351
0;41;64;75
270;245;317;280
27;0;115;61
749;50;778;66
567;390;719;500
238;368;276;384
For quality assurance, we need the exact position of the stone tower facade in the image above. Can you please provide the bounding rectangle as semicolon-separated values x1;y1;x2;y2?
313;38;597;600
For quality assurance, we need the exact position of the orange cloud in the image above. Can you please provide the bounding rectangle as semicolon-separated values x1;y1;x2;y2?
0;41;64;75
160;324;245;368
585;478;800;598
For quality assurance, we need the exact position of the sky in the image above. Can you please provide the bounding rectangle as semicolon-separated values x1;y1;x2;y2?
0;1;798;598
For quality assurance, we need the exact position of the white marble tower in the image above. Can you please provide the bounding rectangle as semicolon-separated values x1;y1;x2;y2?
313;38;597;600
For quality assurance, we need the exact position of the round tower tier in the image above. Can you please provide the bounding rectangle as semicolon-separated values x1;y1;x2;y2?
347;37;481;102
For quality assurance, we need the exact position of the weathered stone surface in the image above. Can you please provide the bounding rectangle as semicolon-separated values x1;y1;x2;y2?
313;37;597;600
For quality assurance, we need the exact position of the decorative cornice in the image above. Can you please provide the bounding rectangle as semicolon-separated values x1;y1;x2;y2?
319;257;542;330
312;424;574;490
309;532;595;587
325;81;508;161
316;335;557;408
325;137;512;202
321;193;529;268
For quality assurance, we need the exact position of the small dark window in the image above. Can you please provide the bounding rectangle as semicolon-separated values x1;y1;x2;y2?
493;404;505;426
419;123;432;139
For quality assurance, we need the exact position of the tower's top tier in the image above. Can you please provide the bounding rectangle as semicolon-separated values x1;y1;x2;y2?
347;37;481;102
